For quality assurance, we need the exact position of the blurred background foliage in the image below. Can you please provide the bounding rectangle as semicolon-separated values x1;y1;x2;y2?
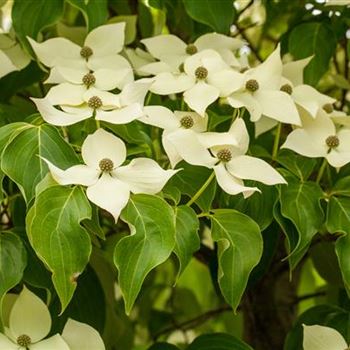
0;1;350;349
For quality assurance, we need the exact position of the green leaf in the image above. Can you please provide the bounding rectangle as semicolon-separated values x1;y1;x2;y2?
183;0;235;34
279;181;324;269
148;343;180;350
114;194;176;314
174;205;200;278
109;15;137;44
66;0;108;31
1;124;78;203
288;22;337;86
12;0;64;47
188;333;253;350
0;232;27;325
26;185;92;312
210;209;263;311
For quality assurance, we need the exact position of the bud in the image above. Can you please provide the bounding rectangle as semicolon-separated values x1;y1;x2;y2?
195;66;208;80
180;116;194;129
88;96;102;109
245;79;259;92
217;148;232;162
17;334;31;347
99;158;114;172
280;84;293;95
80;46;93;59
323;103;334;114
186;44;198;55
325;135;339;149
82;73;96;87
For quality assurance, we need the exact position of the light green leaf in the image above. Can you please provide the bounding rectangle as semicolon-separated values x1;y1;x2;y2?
26;185;92;312
148;343;180;350
288;22;337;86
279;180;324;269
114;194;176;314
183;0;235;34
187;333;253;350
1;124;78;203
66;0;108;31
174;205;200;278
210;209;263;311
0;232;27;325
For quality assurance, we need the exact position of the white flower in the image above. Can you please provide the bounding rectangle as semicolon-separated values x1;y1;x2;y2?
0;286;69;349
28;23;133;87
125;47;155;76
325;0;350;6
0;49;17;78
149;49;230;115
62;319;105;350
32;81;150;126
141;106;215;168
282;109;350;167
215;45;300;125
303;324;349;350
140;32;244;72
43;129;178;221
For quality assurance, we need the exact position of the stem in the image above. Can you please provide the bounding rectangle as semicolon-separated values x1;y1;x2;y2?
272;123;282;160
186;172;215;206
95;119;101;129
145;92;153;106
316;159;327;184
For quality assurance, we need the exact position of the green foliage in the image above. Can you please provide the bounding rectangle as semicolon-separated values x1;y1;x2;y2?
187;333;253;350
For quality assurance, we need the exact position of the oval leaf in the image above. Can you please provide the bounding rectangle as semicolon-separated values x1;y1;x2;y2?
188;333;253;350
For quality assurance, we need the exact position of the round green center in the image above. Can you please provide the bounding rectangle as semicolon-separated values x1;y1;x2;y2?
178;62;185;72
186;44;198;55
280;83;293;95
325;135;339;149
245;79;259;92
217;148;232;162
17;334;31;347
180;116;194;129
88;96;102;109
82;73;96;87
323;103;334;114
99;158;114;172
80;46;93;59
195;66;208;80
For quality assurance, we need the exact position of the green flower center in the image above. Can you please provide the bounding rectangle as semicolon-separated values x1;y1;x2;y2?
217;148;232;162
80;46;93;59
17;334;31;347
186;44;198;55
82;73;96;87
195;66;208;80
99;158;114;172
323;103;334;114
325;135;339;149
88;96;102;109
245;79;259;92
280;83;293;95
180;116;194;129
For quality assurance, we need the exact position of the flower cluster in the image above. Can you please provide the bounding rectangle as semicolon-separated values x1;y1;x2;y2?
27;22;350;220
0;286;104;349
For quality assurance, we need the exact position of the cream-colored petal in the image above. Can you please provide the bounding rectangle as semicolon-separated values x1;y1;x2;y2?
31;97;91;126
51;67;86;84
0;334;17;350
255;90;301;125
27;37;81;67
125;47;155;76
302;325;347;350
30;335;70;350
46;83;86;106
62;319;105;350
86;173;130;222
83;88;119;108
208;69;244;97
138;61;173;75
195;33;244;52
150;72;194;95
141;34;186;60
326;129;350;167
228;92;262;122
42;159;99;186
84;23;125;56
214;163;259;197
0;50;17;78
119;81;150;106
183;81;219;116
82;129;126;168
94;68;132;91
301;109;336;140
174;111;208;132
96;104;144;124
227;155;286;185
162;133;183;168
10;287;51;342
254;117;278;137
87;54;132;78
282;57;312;86
142;106;179;130
114;158;179;194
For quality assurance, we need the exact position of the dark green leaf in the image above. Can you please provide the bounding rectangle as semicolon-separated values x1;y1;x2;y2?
188;333;253;350
148;343;180;350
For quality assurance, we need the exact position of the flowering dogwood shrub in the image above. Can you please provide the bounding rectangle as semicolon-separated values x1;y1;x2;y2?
0;0;350;349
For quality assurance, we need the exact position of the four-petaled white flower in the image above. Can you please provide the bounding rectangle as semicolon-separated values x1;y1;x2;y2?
32;81;150;126
0;286;69;349
43;129;178;221
282;109;350;167
303;324;349;350
28;23;133;87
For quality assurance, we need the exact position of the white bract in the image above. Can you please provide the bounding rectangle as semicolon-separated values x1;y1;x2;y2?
32;81;150;126
282;109;350;167
303;324;349;350
142;106;214;168
43;129;178;221
28;23;133;87
0;287;69;349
